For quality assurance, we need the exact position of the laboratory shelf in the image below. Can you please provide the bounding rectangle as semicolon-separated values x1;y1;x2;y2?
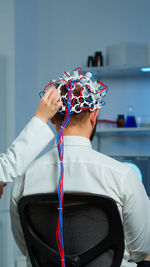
96;127;150;136
83;65;150;79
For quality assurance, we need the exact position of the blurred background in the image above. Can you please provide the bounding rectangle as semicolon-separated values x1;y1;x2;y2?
1;0;150;266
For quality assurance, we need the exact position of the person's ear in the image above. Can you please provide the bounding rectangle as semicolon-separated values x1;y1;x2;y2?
50;118;55;124
90;109;99;127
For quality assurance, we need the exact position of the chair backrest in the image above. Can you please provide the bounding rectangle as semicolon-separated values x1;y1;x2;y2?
18;193;124;267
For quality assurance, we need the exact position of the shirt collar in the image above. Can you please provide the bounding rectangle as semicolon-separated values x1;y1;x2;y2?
54;136;92;148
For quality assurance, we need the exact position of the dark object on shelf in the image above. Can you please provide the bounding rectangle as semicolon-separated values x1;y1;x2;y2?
94;51;103;67
87;56;94;67
117;115;125;127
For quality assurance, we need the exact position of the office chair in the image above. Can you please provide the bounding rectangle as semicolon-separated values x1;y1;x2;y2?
137;261;150;267
18;193;124;267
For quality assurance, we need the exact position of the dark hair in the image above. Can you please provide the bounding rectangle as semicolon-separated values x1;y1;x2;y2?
54;84;90;127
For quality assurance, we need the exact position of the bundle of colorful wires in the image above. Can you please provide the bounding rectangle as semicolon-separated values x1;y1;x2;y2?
39;67;108;267
56;79;73;267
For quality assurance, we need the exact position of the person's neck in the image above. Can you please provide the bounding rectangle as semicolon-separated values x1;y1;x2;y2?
56;125;91;139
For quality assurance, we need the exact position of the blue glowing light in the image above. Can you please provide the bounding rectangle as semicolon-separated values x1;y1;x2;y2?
141;67;150;72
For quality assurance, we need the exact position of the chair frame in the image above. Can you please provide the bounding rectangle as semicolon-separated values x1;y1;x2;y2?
18;193;124;267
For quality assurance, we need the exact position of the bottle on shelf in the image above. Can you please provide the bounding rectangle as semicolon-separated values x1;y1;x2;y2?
117;114;125;127
87;56;94;67
124;106;137;128
94;51;103;67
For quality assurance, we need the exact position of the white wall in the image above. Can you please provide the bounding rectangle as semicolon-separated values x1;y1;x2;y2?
0;1;15;266
0;56;6;152
36;0;150;79
15;0;150;132
0;0;15;147
14;0;150;156
15;0;38;135
38;0;150;119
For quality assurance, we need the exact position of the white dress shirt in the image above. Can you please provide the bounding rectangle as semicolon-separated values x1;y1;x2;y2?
0;116;54;184
10;136;150;267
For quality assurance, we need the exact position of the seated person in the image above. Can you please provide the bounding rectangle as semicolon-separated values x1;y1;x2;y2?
10;68;150;267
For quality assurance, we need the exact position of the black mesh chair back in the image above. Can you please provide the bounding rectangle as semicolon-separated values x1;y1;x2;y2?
18;193;124;267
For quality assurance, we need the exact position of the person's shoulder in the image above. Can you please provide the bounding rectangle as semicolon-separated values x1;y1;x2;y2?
91;148;131;174
26;147;57;173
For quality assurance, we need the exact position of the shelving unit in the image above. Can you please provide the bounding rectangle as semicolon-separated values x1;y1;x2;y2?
94;126;150;157
83;65;150;79
83;65;150;156
83;65;150;138
96;127;150;136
